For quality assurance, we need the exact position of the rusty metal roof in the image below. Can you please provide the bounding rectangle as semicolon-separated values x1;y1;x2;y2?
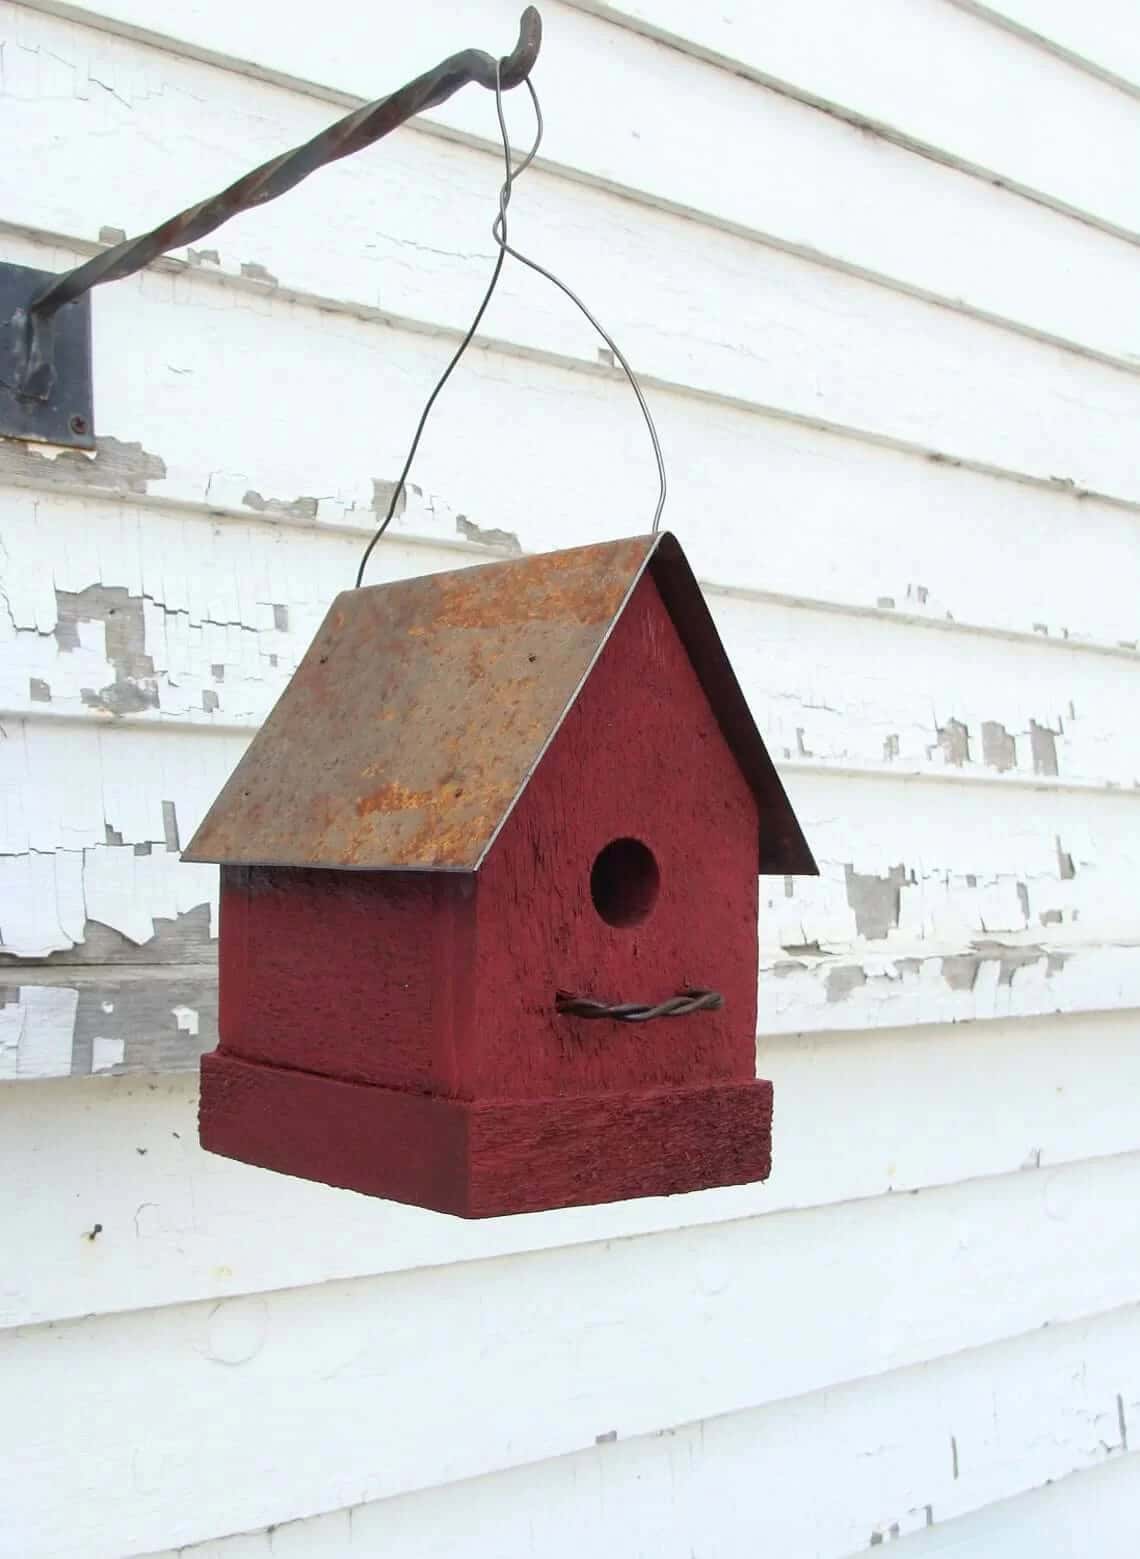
183;532;816;875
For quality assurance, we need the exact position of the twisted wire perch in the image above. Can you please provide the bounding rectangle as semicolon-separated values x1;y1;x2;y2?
555;989;724;1023
15;8;542;396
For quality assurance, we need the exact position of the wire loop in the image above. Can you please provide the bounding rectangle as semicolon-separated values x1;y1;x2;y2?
355;59;667;585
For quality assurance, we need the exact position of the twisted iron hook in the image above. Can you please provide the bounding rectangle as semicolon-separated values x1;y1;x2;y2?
16;9;542;397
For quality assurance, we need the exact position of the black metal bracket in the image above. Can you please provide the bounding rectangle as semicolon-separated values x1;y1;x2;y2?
0;8;542;451
0;263;94;449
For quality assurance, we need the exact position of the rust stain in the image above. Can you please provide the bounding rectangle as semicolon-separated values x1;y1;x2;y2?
183;533;817;877
419;541;642;633
185;537;656;869
355;782;435;819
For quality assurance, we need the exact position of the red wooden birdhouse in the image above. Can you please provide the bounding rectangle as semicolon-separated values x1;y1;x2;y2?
184;532;816;1217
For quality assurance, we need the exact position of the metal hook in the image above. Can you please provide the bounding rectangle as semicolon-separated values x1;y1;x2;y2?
355;54;668;585
1;9;542;424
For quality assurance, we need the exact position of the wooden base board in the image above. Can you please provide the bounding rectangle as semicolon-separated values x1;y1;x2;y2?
200;1051;773;1218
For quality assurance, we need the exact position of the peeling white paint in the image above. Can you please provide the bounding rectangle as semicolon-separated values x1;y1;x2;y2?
3;493;1138;786
0;837;219;958
0;852;86;959
2;1;1139;1554
0;986;77;1079
90;1035;125;1073
765;941;1140;1033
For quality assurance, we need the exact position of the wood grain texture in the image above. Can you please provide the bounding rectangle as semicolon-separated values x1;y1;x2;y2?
0;963;215;1079
199;1050;469;1214
201;1051;773;1217
218;866;446;1091
203;573;771;1212
473;572;760;1099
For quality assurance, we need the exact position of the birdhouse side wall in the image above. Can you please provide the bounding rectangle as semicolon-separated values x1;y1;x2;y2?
217;864;474;1094
467;572;760;1101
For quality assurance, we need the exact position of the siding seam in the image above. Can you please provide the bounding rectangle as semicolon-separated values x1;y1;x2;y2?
6;226;1140;521
2;476;1138;665
559;0;1140;250
943;0;1140;103
1;709;1134;800
9;0;1140;261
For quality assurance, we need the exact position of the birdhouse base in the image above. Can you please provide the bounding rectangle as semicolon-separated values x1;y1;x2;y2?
200;1051;774;1218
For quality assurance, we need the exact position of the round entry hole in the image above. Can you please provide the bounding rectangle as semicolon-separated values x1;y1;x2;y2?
590;837;660;927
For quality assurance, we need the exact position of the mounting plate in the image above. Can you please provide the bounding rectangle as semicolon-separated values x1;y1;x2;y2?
0;262;94;450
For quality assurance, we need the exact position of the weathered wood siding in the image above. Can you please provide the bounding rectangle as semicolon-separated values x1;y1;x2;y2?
1;0;1137;1552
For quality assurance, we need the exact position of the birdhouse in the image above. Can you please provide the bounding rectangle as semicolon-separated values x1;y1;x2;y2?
183;532;816;1217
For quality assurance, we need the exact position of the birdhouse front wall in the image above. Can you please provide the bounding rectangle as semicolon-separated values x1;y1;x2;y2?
466;571;760;1101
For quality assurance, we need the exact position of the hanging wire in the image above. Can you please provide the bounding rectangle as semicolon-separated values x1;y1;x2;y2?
355;65;666;587
490;77;667;536
353;62;534;588
9;11;542;407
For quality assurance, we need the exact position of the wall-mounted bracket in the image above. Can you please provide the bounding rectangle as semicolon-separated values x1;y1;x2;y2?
0;9;539;455
0;263;94;450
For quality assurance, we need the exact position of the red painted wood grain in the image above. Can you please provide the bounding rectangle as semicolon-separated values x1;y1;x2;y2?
470;571;760;1099
205;571;770;1213
201;1050;772;1218
218;864;452;1091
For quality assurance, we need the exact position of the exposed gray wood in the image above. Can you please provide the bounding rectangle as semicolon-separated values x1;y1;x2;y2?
0;963;216;1076
0;907;215;968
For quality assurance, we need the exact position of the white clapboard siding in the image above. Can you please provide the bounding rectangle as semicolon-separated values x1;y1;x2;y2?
3;237;1140;636
137;1313;1140;1559
886;1453;1140;1558
137;1312;1140;1559
4;714;1138;1062
4;1150;1140;1558
3;475;1138;1066
957;0;1140;95
4;217;1139;515
2;1009;1138;1332
4;1;1140;373
4;0;1140;1551
1;495;1136;783
557;0;1140;235
4;410;1139;654
1;696;1132;915
43;0;1140;242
